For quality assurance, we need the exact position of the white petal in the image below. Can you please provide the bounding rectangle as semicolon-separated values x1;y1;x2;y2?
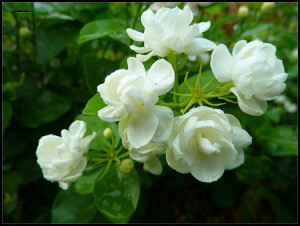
190;153;225;183
136;51;156;62
176;5;193;34
272;59;285;74
80;131;97;154
147;59;175;95
58;181;71;190
126;28;144;42
68;120;86;139
182;24;200;45
151;105;174;143
98;105;127;122
184;37;216;55
162;34;184;53
232;40;247;59
36;135;62;162
232;59;253;99
130;45;152;54
127;110;158;148
127;57;146;77
253;79;286;100
230;87;267;116
236;40;263;59
198;21;211;33
144;156;163;175
225;148;244;170
166;147;190;174
230;126;252;149
62;158;87;183
144;30;169;57
210;44;233;82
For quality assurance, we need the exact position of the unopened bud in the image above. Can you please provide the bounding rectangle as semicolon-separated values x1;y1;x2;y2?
19;27;32;37
261;2;275;13
103;128;112;141
238;6;249;19
119;158;135;174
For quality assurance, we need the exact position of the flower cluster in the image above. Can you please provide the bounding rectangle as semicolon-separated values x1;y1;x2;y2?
36;5;288;188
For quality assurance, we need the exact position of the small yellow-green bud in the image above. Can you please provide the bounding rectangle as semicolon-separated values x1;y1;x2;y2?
119;158;135;174
103;128;112;141
238;6;250;19
261;2;275;13
19;27;32;37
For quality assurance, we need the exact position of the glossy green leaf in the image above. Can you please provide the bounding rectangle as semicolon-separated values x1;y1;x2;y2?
83;56;118;94
78;19;126;44
75;164;105;195
75;115;120;151
37;22;80;65
82;93;106;116
15;90;71;128
51;186;97;223
93;165;140;223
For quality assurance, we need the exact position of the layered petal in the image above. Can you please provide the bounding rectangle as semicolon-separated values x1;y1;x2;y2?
151;105;174;143
230;87;267;116
146;59;175;95
127;110;158;148
210;44;233;82
184;37;216;55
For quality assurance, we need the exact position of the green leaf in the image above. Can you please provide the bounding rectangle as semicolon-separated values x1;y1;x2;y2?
83;93;106;116
3;101;13;131
51;186;97;223
15;90;71;128
78;19;126;44
241;23;271;38
93;165;140;223
75;164;106;195
37;22;80;65
256;126;298;156
83;56;118;94
109;29;131;46
75;115;120;151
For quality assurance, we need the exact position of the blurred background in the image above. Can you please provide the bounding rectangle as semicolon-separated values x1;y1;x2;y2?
2;2;298;223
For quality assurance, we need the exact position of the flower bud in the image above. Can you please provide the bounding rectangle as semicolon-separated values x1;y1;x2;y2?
261;2;275;13
119;158;135;174
103;128;112;141
238;6;249;19
19;27;32;37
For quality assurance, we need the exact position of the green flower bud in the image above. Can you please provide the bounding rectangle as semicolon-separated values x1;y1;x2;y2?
19;27;32;37
103;128;112;141
238;6;250;19
261;2;275;13
119;158;135;174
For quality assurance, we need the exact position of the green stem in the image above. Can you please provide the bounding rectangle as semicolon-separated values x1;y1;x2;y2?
118;151;130;159
97;159;113;182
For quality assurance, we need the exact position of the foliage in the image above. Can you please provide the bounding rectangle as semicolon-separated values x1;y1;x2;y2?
2;2;298;223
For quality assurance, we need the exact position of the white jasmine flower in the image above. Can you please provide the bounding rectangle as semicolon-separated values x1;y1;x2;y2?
119;116;171;175
36;121;96;189
211;40;288;116
98;57;174;148
126;5;216;61
166;106;252;183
